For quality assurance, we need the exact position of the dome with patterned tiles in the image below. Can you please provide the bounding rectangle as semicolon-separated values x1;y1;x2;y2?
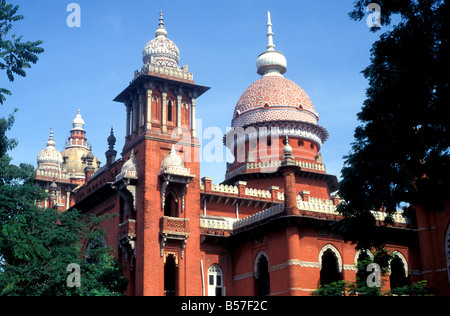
232;75;318;128
232;12;320;130
143;11;180;69
37;129;63;171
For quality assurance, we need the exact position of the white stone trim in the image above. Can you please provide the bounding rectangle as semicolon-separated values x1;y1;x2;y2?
319;244;343;273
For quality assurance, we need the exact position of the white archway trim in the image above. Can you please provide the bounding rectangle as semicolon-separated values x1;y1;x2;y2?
391;251;408;278
254;250;269;280
319;244;343;273
354;249;374;266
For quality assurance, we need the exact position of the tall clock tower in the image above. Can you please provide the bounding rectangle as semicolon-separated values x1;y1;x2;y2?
113;11;209;296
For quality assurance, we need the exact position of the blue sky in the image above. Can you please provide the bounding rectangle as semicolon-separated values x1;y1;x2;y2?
3;0;383;184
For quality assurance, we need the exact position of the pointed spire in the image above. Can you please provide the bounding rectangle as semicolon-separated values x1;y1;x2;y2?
266;11;275;51
47;128;56;147
155;10;168;38
283;135;294;160
256;11;287;77
107;127;116;150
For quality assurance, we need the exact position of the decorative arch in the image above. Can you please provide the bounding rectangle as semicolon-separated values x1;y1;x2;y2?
208;264;224;296
254;251;270;279
254;251;270;296
319;244;343;273
390;251;408;278
354;249;374;266
163;190;179;217
389;251;409;289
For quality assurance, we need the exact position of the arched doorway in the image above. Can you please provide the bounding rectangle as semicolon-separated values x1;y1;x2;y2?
390;253;409;289
164;254;177;296
254;252;270;296
320;248;342;286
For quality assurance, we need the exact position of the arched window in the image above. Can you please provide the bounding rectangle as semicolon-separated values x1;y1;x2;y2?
208;264;224;296
164;192;179;217
390;252;409;289
319;245;342;285
254;251;270;296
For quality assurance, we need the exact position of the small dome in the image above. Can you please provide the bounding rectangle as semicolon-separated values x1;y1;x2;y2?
37;129;63;170
143;11;180;69
120;150;138;178
161;145;185;170
72;109;85;130
257;51;287;76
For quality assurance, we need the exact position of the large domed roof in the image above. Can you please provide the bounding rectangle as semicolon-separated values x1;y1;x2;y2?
232;75;319;128
227;12;329;150
143;11;180;69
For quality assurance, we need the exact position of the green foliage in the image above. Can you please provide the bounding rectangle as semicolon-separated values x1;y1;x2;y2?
0;2;127;295
337;0;450;249
0;0;44;104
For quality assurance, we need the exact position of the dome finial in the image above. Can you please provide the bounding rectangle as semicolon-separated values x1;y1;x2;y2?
256;12;287;77
47;128;56;147
155;10;168;38
266;11;275;52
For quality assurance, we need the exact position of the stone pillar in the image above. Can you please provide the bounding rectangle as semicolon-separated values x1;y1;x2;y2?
191;98;197;137
161;91;168;133
139;90;145;128
125;100;131;137
282;167;299;216
176;94;182;134
146;86;153;130
132;96;138;134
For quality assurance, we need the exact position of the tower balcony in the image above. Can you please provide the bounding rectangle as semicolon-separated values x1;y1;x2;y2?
159;216;190;258
160;216;190;236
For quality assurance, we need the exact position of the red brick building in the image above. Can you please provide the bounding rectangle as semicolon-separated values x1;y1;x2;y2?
35;12;450;296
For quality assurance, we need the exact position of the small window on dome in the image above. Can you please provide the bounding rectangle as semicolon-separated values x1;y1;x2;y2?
298;140;304;147
264;103;270;109
310;143;315;150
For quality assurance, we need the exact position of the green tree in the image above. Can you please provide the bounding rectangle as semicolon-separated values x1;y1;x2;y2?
1;0;43;104
335;0;450;249
0;1;127;296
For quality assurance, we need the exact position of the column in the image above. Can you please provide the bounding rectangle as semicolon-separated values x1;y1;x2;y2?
139;91;145;128
125;100;131;137
146;87;153;130
161;91;167;133
66;190;70;210
176;94;182;134
191;98;197;138
132;96;138;134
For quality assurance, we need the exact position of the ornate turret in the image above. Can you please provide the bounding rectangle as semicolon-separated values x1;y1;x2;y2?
37;129;63;172
61;110;100;178
105;127;117;166
225;12;330;183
